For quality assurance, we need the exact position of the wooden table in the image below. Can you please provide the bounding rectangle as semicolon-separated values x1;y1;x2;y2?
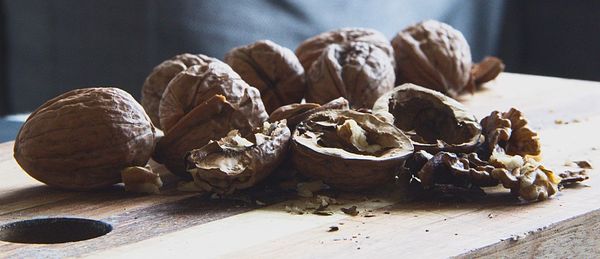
1;73;599;258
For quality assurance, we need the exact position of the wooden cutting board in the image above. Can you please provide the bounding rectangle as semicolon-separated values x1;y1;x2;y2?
1;73;599;258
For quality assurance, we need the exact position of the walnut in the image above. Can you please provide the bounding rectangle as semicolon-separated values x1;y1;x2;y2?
296;27;394;72
480;108;541;159
225;40;306;113
158;57;267;132
373;83;483;153
121;166;163;194
14;87;156;190
491;158;560;201
153;95;255;179
416;152;499;189
268;97;350;129
184;120;291;194
291;110;413;190
141;53;211;129
305;42;395;109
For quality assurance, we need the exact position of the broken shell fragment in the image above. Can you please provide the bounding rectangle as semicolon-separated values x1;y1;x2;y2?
121;166;163;194
373;83;483;153
185;120;291;194
268;97;350;129
291;110;413;190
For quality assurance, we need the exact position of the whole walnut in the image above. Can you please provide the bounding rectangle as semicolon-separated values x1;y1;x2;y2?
225;40;306;113
14;87;156;190
306;42;395;109
391;20;472;97
296;27;394;72
141;53;212;129
159;58;268;132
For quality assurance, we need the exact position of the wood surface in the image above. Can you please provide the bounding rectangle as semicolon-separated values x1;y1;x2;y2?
1;73;599;258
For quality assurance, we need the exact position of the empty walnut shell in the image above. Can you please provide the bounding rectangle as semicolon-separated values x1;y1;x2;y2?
291;110;413;190
268;97;350;129
14;87;156;190
185;120;291;194
306;42;395;109
159;58;267;132
141;53;212;129
391;20;472;97
154;95;255;179
296;27;394;72
372;83;483;153
225;40;306;113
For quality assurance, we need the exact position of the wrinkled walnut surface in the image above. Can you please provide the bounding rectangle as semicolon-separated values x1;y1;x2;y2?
373;83;482;153
292;110;413;190
14;87;156;190
392;20;472;97
296;27;394;72
268;97;350;129
154;95;254;178
159;57;267;132
141;53;210;129
225;40;306;113
306;42;395;109
185;120;291;194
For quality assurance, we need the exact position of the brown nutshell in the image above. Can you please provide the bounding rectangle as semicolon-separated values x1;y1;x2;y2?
225;40;306;113
141;53;212;129
14;87;156;190
268;97;350;129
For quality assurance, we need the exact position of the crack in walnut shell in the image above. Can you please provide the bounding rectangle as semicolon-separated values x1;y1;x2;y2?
185;120;291;194
158;56;267;132
14;87;156;190
291;110;413;190
296;27;394;72
225;40;306;113
306;42;395;109
373;83;483;153
480;108;541;159
141;53;213;129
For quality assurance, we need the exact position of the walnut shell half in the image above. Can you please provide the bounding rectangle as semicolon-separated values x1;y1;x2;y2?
268;97;350;129
306;42;395;109
296;27;394;72
185;120;291;194
141;53;212;129
291;110;413;190
373;83;483;153
225;40;306;113
14;87;156;190
392;20;472;97
159;57;267;132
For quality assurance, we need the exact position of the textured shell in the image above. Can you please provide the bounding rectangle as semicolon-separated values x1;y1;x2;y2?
306;42;395;109
296;27;394;72
391;20;472;97
268;97;350;129
158;58;268;132
225;40;306;113
291;110;413;190
186;120;291;194
14;87;156;190
141;53;213;129
372;83;482;153
154;95;255;178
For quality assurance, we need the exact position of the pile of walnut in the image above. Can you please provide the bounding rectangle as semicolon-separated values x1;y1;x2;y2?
13;20;588;202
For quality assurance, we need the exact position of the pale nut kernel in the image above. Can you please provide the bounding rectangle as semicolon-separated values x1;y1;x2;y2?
121;166;163;194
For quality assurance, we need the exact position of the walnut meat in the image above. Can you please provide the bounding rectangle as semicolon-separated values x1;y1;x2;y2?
159;57;267;132
373;83;483;153
296;27;394;72
480;108;541;159
291;110;413;190
14;87;156;190
141;53;212;129
392;20;472;97
306;42;395;109
225;40;306;113
416;152;498;189
121;166;163;194
154;95;255;179
268;97;350;129
185;120;291;194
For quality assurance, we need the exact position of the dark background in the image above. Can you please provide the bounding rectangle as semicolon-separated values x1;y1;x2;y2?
1;0;599;141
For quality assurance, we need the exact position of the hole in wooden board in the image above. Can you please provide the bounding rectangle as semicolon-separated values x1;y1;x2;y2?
0;217;112;244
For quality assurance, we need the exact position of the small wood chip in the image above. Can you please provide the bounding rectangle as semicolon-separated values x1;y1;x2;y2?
341;206;359;216
364;213;376;218
574;160;593;169
313;210;334;216
328;226;339;232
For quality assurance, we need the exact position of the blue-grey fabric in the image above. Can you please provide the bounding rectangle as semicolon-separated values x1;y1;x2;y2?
1;0;504;114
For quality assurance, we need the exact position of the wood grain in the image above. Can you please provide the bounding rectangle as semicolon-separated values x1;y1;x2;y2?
1;73;599;258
